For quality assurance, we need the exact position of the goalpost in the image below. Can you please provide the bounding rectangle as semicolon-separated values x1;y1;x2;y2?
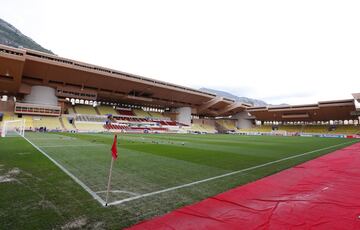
1;119;26;137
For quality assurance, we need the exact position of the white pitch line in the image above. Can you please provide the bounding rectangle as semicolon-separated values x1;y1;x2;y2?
108;140;357;206
26;137;76;140
96;190;139;196
23;135;106;206
39;144;105;148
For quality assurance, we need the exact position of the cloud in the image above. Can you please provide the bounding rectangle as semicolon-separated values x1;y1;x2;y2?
1;0;359;107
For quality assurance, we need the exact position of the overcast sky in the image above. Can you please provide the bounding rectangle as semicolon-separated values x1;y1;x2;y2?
1;0;359;105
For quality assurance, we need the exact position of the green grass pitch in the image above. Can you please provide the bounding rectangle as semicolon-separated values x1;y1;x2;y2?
0;132;357;229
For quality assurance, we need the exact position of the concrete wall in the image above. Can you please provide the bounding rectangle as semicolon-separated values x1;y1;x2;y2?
24;86;58;106
0;99;15;112
232;111;254;129
172;107;191;126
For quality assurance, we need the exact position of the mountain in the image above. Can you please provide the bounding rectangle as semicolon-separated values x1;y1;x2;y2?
0;18;53;54
200;87;268;106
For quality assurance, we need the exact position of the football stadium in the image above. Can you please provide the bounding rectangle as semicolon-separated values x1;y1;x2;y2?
1;42;360;229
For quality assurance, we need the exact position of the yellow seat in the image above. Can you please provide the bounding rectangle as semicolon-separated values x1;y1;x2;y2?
74;105;98;115
133;109;151;117
97;106;116;115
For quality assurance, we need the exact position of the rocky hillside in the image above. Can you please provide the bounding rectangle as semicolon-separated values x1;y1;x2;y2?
200;87;268;106
0;18;53;54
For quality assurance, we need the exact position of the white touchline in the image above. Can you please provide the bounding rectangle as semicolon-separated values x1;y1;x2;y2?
23;136;106;206
108;140;357;206
26;137;76;140
39;144;105;148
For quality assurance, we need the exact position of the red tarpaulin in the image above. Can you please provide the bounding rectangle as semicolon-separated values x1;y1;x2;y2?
127;142;360;230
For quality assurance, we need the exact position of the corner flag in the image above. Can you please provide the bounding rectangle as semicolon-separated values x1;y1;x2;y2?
111;134;118;160
105;134;118;206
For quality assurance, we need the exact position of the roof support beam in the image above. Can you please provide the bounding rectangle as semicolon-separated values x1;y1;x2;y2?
216;102;245;116
197;96;223;114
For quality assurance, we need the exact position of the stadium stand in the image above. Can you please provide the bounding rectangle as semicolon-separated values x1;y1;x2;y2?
0;113;13;124
148;111;165;119
75;122;106;132
237;124;360;135
61;116;76;131
104;123;169;133
133;109;151;117
67;106;76;114
301;125;328;133
332;125;360;134
191;119;217;133
2;102;359;135
75;115;108;123
202;124;217;133
0;113;34;131
114;117;147;123
238;125;273;133
97;105;117;115
0;113;35;131
0;44;358;137
190;123;205;133
22;115;34;130
117;108;135;116
74;105;98;115
277;125;303;133
32;116;63;131
164;121;178;126
104;123;127;131
216;119;237;131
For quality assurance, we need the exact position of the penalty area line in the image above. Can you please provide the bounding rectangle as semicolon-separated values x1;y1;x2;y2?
23;135;106;206
108;140;357;206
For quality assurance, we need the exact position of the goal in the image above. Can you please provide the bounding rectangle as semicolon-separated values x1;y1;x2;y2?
1;119;25;137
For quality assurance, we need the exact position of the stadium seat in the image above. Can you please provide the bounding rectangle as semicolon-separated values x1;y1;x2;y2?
32;116;62;131
117;109;135;116
238;125;273;132
75;115;108;123
97;105;116;115
216;120;237;131
148;111;165;118
332;125;360;134
75;122;106;132
74;105;98;115
133;109;151;117
67;106;76;114
22;115;34;130
61;116;76;131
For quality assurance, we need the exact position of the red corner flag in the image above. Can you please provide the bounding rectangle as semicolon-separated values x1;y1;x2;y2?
111;134;118;160
106;134;118;205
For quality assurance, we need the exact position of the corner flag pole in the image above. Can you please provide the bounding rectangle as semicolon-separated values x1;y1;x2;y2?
105;134;118;206
105;156;115;206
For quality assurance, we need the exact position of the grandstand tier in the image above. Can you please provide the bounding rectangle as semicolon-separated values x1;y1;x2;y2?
61;116;76;131
0;44;358;135
133;109;151;118
74;105;98;115
97;105;116;115
75;122;106;132
32;116;62;130
117;109;135;116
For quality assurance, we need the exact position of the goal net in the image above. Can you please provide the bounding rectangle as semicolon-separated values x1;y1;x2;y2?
1;119;25;137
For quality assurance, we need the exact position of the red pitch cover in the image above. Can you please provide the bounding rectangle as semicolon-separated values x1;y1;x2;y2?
128;142;360;230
